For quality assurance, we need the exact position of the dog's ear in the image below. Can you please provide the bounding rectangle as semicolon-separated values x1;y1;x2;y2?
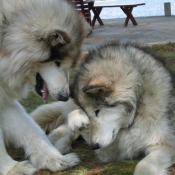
83;77;112;94
47;30;71;47
38;30;72;47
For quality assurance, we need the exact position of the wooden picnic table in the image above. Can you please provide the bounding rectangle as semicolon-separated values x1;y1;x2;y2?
86;1;145;27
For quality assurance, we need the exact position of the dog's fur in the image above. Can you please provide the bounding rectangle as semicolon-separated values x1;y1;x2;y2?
32;41;175;175
0;0;91;174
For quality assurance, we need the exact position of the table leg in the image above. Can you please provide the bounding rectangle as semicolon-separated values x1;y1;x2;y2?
87;2;94;27
92;7;104;26
120;6;138;26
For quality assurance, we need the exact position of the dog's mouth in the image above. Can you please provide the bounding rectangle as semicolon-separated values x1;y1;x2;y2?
35;73;48;100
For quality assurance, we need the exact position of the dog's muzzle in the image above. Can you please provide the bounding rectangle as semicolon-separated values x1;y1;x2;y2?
57;93;69;102
35;73;69;102
91;143;101;150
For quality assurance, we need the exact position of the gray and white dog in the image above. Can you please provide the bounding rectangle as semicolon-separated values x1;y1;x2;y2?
32;41;175;175
0;0;91;174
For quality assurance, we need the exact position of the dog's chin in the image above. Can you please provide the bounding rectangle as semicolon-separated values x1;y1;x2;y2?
35;73;49;100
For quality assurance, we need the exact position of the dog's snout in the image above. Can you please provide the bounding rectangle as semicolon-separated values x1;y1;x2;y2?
58;94;69;102
92;143;100;150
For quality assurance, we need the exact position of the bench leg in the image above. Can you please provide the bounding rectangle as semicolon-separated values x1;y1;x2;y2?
92;7;104;26
120;7;138;26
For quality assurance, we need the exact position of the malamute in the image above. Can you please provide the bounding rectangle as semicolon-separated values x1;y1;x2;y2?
32;41;175;175
0;0;91;174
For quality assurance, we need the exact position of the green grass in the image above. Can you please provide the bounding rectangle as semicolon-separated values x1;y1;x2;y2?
20;91;55;113
146;42;175;73
8;42;175;175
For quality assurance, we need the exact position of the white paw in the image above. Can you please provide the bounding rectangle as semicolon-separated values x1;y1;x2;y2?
68;109;90;132
45;153;80;171
7;161;37;175
30;147;80;171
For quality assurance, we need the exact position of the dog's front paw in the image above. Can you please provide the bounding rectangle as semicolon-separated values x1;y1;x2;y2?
45;152;80;171
30;148;80;172
7;161;37;175
68;109;90;132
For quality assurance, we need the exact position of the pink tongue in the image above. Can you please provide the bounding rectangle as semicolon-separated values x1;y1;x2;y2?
42;82;48;100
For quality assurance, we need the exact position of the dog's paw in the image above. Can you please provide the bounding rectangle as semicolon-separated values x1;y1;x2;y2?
30;148;80;172
68;109;90;132
7;161;37;175
44;153;80;171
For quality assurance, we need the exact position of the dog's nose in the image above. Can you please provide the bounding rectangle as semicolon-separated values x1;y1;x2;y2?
92;143;100;150
58;94;69;102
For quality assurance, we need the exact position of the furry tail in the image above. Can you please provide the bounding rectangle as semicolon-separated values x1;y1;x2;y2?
30;98;79;134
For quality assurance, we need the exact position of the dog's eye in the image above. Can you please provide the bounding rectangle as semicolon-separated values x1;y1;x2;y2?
55;61;61;67
95;110;100;117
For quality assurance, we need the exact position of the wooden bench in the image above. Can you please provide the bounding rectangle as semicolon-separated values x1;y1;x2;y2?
86;1;145;27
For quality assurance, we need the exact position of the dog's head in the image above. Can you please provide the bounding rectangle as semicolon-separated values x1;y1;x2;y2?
72;42;143;149
0;0;91;101
29;59;72;101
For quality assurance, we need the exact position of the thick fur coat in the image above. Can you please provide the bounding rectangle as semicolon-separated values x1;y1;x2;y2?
32;41;175;175
0;0;91;174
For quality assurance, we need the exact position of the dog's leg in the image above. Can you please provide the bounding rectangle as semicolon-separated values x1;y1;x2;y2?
48;109;90;154
31;100;90;155
31;99;79;134
31;100;81;154
48;124;79;155
0;127;37;175
2;100;80;172
134;146;175;175
48;108;90;154
31;99;88;154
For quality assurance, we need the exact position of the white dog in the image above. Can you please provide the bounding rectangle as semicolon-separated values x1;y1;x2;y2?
0;0;91;174
32;41;175;175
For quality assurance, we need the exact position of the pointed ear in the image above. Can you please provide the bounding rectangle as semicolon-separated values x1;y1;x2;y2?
83;77;112;94
47;30;71;47
37;30;71;47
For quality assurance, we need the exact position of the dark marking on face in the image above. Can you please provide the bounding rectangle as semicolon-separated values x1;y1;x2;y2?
106;101;134;113
122;101;134;113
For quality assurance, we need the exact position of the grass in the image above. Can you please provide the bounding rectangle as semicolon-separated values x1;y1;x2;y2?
8;42;175;175
147;42;175;73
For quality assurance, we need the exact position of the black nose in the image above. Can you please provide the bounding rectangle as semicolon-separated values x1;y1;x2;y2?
92;143;100;150
58;94;69;102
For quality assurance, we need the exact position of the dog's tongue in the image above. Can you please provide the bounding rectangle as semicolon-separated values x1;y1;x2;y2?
42;82;48;100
